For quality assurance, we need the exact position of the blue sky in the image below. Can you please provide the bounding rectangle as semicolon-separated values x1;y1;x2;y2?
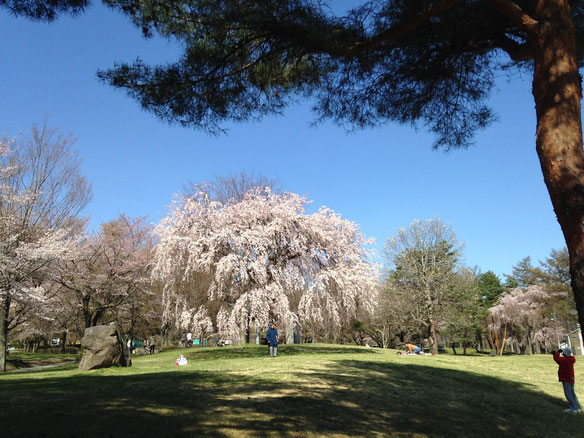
0;4;566;278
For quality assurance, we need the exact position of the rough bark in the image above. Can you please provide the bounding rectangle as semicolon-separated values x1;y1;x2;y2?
531;0;584;342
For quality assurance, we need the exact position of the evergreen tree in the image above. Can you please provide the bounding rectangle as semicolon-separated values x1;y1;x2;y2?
505;256;543;288
476;271;504;307
0;0;88;21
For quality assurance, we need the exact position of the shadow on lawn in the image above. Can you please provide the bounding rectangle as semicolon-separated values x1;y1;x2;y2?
182;344;380;361
2;358;583;437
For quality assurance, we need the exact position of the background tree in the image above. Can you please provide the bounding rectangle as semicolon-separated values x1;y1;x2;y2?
505;257;542;288
439;268;485;355
539;247;571;289
153;188;378;344
183;171;281;204
505;248;577;331
489;285;566;354
365;284;427;348
383;216;462;354
53;215;152;331
0;124;91;372
477;271;505;307
97;0;584;341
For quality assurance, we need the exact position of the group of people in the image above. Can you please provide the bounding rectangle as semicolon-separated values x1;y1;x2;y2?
180;332;193;348
124;335;157;355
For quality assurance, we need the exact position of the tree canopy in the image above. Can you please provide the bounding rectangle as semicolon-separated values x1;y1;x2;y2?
94;0;583;147
0;0;88;21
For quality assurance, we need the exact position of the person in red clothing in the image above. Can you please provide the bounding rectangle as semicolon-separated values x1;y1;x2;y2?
553;347;582;413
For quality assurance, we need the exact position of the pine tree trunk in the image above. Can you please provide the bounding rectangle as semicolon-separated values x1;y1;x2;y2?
531;0;584;342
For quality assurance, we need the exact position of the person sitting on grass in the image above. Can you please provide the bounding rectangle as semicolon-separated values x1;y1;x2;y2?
553;347;582;413
266;322;279;357
403;343;421;355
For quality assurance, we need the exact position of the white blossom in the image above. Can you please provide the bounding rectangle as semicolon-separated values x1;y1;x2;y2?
153;188;379;341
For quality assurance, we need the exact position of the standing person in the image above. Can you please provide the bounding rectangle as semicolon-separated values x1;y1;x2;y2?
149;334;156;355
266;322;279;357
553;347;582;413
186;332;192;348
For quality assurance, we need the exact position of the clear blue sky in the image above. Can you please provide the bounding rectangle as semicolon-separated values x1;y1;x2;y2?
0;3;567;278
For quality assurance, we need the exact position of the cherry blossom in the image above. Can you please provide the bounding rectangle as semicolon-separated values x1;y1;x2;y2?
153;188;378;342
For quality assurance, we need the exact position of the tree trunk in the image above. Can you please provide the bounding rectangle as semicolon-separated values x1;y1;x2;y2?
431;319;438;354
286;323;294;345
500;323;507;356
294;323;302;344
531;0;584;342
487;330;495;354
0;292;10;372
82;295;92;329
61;331;67;354
493;327;500;355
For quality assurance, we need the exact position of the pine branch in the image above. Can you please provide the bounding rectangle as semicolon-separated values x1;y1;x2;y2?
345;0;465;55
485;0;540;37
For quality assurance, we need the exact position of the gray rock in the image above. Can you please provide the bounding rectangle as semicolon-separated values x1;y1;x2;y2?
79;325;131;371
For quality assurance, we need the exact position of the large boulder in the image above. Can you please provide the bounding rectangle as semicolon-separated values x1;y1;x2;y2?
79;325;131;371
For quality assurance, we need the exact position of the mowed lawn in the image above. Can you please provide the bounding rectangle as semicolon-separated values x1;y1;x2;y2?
2;344;584;437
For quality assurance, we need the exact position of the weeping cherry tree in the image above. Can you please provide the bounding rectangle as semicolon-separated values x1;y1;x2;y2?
153;188;378;344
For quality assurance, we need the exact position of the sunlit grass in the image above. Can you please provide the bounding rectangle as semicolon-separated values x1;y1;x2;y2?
2;344;584;437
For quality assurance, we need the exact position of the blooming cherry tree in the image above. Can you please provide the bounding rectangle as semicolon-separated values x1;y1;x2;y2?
0;126;90;372
489;285;566;354
53;215;153;330
153;188;378;343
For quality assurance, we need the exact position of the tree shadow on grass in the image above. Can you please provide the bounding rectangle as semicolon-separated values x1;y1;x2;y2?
2;358;583;437
180;344;380;361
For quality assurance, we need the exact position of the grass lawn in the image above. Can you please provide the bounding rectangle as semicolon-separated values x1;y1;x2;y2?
5;351;80;371
2;344;584;437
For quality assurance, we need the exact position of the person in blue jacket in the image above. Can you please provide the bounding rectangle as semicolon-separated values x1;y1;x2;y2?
266;322;279;357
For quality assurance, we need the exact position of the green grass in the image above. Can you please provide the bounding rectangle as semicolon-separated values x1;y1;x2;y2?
1;344;584;437
5;351;80;371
